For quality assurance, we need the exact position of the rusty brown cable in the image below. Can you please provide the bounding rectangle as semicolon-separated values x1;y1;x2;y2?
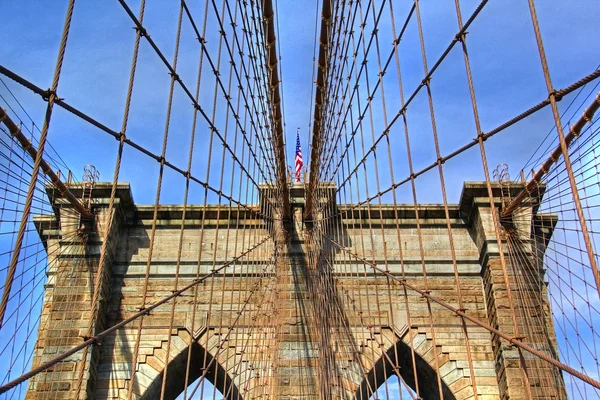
0;0;76;330
0;65;277;223
72;1;147;396
308;65;600;224
524;2;599;300
319;228;600;391
323;0;488;192
0;233;272;395
125;5;185;397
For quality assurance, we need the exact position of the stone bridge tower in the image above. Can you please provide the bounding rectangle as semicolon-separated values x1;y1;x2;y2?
26;181;564;399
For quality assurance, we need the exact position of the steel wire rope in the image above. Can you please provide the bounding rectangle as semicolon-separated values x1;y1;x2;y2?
522;68;600;175
181;0;285;216
0;232;273;395
504;226;564;398
242;0;289;201
159;0;244;396
0;86;71;175
315;224;600;391
508;229;598;397
304;1;408;392
0;0;76;331
0;64;276;223
71;0;147;394
524;0;600;302
320;1;485;192
183;0;283;197
308;67;600;223
349;1;403;396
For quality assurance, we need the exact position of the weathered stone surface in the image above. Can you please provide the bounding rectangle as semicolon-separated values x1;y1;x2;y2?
25;182;565;399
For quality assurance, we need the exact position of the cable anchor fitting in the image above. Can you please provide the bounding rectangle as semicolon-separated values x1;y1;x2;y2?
134;26;148;38
42;89;57;102
455;31;468;43
549;89;563;102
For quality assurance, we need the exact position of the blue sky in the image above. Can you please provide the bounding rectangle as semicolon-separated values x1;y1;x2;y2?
1;0;600;398
181;374;409;399
1;0;598;205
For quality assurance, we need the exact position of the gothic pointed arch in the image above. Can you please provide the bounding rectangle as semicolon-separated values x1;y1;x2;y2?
354;339;456;400
140;341;241;400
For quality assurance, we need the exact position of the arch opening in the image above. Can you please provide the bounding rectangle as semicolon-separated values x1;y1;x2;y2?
369;375;417;399
354;339;456;400
141;341;241;400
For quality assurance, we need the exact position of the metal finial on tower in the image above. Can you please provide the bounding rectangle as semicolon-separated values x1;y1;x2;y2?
493;163;510;182
82;164;100;185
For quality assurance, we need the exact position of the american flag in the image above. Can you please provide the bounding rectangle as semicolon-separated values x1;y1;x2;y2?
294;129;303;182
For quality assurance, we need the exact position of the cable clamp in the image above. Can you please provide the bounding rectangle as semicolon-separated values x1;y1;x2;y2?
507;335;525;347
135;26;148;38
80;335;99;345
549;89;562;102
582;113;592;124
42;89;56;102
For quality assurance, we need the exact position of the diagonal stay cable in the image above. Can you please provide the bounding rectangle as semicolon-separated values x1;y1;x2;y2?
315;225;600;391
0;232;273;395
0;0;76;330
0;64;276;222
310;67;600;223
318;0;391;183
117;0;283;206
182;0;280;191
321;1;485;190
